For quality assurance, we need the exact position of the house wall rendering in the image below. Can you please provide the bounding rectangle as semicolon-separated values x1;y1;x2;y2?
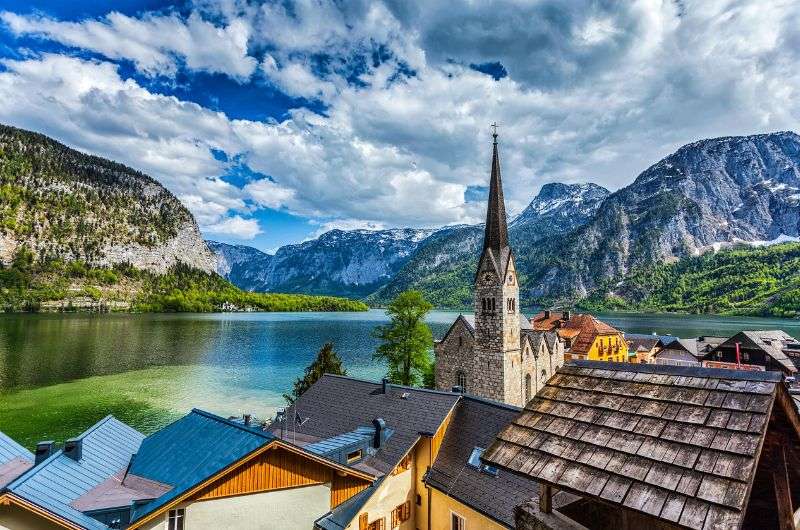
428;487;507;530
138;486;331;530
0;504;65;530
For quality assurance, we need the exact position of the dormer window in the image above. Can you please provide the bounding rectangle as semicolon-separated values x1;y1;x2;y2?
347;449;363;464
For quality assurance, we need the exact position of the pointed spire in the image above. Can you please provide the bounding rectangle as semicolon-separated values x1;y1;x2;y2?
483;125;509;253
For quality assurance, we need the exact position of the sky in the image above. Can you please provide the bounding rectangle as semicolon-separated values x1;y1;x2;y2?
0;1;799;252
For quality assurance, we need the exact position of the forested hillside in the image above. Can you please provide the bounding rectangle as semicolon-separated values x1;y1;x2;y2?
579;242;800;317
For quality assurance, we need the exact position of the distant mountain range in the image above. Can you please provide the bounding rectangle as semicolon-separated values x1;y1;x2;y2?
210;132;800;309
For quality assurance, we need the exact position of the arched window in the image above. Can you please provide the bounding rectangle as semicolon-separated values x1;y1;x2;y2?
458;336;463;348
456;371;467;391
525;374;532;402
491;298;496;311
541;369;547;380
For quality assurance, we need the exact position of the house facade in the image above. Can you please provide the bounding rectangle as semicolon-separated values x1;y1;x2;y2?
435;133;564;407
531;311;627;363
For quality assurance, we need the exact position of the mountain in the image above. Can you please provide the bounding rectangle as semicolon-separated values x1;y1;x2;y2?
209;228;435;297
207;240;273;291
579;241;800;318
368;183;611;306
0;124;216;273
211;131;800;313
525;131;800;302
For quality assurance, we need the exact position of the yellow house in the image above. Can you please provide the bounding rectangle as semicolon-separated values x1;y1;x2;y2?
532;311;627;362
273;375;539;530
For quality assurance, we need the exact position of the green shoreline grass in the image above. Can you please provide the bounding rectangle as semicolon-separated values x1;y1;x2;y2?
0;367;189;449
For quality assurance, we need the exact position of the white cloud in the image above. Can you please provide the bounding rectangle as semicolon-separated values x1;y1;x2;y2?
243;177;296;210
0;10;257;80
1;0;800;242
204;215;262;239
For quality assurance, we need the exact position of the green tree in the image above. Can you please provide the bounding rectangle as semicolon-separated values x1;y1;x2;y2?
373;290;433;386
284;342;347;404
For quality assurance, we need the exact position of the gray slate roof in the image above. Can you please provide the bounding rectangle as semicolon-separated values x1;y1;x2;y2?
425;396;539;528
484;361;785;530
271;374;460;475
7;416;144;530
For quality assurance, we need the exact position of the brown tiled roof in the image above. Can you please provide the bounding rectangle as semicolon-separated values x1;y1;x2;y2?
562;314;622;355
483;361;784;530
425;396;539;528
531;311;564;331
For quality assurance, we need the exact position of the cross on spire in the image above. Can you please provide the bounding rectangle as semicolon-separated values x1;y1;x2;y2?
491;122;499;144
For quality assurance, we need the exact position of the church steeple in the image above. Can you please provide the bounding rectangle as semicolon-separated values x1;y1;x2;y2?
483;126;509;254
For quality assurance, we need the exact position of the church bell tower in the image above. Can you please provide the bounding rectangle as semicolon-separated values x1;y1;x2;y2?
472;127;522;404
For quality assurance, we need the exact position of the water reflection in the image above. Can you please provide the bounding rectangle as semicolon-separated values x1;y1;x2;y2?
1;310;798;395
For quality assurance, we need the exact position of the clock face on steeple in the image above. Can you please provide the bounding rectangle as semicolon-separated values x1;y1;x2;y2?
507;273;515;285
481;272;495;285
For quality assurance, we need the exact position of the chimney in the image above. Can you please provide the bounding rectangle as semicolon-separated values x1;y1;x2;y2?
276;409;286;440
63;438;82;462
451;385;464;394
35;441;55;465
564;310;571;321
382;378;389;394
243;414;252;426
372;418;387;449
544;310;551;319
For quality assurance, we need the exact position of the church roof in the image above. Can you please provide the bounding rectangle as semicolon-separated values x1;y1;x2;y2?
483;361;793;530
483;134;509;255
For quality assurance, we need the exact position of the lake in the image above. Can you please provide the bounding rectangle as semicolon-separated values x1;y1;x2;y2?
1;310;799;446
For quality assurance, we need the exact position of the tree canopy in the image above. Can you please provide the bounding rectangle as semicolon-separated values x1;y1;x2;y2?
284;342;347;404
373;290;434;387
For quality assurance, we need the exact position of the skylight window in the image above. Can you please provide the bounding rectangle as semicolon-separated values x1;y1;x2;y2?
467;447;499;476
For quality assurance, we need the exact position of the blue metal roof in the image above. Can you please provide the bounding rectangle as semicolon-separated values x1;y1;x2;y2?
0;430;32;464
305;427;374;456
128;409;275;523
6;415;144;530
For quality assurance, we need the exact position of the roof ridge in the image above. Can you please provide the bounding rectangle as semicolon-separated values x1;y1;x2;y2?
321;374;463;397
461;393;522;412
190;409;274;440
568;360;783;382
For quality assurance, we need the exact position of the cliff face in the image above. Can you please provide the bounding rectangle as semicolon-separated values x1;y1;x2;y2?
524;132;800;300
0;124;216;273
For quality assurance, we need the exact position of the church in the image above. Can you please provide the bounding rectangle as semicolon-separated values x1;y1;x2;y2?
434;131;564;407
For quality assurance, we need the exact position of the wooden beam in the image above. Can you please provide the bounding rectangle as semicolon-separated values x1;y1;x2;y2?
540;484;553;514
773;445;794;530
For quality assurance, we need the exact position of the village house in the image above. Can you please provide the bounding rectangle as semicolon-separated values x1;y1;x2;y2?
483;360;800;530
531;311;627;363
435;132;564;407
651;336;728;367
267;373;547;530
623;334;661;364
0;411;375;530
702;330;800;376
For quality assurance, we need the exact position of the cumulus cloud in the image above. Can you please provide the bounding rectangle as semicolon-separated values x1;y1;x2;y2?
0;10;257;80
1;0;800;241
204;215;263;239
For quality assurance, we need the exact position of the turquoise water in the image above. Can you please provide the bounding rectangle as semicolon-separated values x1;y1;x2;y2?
1;309;799;420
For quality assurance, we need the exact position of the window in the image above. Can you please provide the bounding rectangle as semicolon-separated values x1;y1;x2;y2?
456;371;467;391
391;501;411;527
491;298;496;311
507;298;516;312
347;449;363;464
481;298;486;311
451;511;466;530
467;447;499;476
525;374;532;402
458;336;463;348
541;369;547;380
416;494;422;506
167;509;184;530
367;518;385;530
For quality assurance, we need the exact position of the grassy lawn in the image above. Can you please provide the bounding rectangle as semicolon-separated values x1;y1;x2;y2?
0;367;193;449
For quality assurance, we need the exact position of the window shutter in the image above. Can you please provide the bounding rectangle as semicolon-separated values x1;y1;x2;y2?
391;508;399;528
359;513;368;530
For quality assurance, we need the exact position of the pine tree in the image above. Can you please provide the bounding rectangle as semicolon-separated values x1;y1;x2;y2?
284;342;346;404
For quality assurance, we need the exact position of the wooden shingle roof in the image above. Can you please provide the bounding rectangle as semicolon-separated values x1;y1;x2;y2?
483;361;787;530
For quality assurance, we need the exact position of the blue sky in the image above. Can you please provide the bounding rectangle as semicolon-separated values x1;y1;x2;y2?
1;1;799;252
